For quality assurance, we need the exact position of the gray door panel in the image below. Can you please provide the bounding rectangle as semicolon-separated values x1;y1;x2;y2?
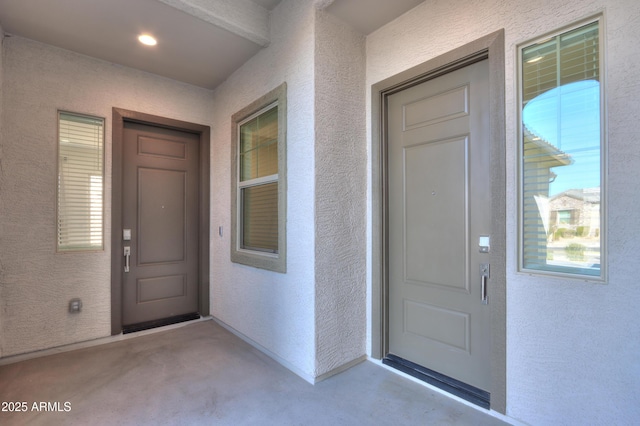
388;60;491;391
122;122;200;326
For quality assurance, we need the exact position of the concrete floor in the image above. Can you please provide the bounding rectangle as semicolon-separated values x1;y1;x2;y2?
0;320;511;425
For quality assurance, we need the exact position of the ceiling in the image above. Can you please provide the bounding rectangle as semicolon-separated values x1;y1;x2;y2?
325;0;423;35
0;0;424;90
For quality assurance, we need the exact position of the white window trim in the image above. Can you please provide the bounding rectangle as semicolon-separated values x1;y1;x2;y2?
516;15;607;282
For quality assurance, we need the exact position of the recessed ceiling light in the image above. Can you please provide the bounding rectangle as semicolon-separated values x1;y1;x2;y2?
526;56;543;64
138;34;157;46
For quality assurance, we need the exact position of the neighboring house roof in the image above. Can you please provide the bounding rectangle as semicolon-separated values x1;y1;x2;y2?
550;188;600;204
523;126;573;168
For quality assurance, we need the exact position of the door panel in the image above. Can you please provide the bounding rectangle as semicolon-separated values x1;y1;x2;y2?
122;122;200;326
138;168;186;264
404;300;470;352
404;136;468;290
137;275;186;303
388;59;491;391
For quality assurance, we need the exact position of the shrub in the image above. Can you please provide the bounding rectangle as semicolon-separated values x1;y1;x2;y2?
555;228;575;239
565;243;586;261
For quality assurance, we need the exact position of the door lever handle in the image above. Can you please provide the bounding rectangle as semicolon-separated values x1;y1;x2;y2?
124;246;131;273
480;263;489;305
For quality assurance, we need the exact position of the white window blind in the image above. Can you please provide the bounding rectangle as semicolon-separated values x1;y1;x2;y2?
520;20;603;278
57;112;105;251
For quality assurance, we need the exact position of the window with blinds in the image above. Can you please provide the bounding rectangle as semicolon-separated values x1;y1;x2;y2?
230;83;287;272
239;104;279;253
57;112;105;251
519;19;604;278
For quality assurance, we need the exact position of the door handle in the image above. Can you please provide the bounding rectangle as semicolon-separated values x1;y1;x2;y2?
480;263;489;305
124;246;131;273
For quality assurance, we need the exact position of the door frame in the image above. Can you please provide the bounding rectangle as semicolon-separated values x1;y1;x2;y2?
371;30;506;413
111;108;210;335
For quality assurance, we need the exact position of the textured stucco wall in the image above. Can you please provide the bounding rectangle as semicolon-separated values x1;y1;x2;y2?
313;10;367;377
209;0;317;380
366;0;640;424
0;36;213;357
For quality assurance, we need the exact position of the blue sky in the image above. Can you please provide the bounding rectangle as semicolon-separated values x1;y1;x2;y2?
523;80;601;196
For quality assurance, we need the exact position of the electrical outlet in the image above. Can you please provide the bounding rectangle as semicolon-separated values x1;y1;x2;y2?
69;298;82;313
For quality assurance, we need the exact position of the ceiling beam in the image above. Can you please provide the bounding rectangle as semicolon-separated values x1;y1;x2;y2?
157;0;271;47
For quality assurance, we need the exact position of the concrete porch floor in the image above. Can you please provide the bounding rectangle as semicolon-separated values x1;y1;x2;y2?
0;319;511;425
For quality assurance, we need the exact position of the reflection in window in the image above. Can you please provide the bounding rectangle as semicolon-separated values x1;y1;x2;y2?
520;19;604;278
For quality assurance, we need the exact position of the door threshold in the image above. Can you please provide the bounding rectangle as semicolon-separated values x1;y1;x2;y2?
122;313;200;334
383;354;490;409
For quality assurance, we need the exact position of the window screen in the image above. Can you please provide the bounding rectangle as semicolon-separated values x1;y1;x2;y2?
519;19;604;278
57;112;105;251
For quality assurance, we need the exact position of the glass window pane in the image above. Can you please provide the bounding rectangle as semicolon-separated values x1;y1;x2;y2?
231;83;286;272
241;183;278;253
57;112;104;251
240;106;278;181
521;21;602;277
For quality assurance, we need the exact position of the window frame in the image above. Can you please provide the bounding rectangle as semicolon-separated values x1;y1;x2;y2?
230;83;287;272
56;110;106;253
517;15;607;281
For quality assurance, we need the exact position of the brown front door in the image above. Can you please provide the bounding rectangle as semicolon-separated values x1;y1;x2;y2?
387;59;492;393
121;122;200;327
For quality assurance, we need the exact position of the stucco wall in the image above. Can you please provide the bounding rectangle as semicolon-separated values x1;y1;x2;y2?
0;36;214;357
314;10;367;377
209;0;368;382
209;0;317;380
366;0;640;424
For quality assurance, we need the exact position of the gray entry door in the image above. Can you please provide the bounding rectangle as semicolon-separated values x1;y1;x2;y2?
387;59;491;391
122;122;200;326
